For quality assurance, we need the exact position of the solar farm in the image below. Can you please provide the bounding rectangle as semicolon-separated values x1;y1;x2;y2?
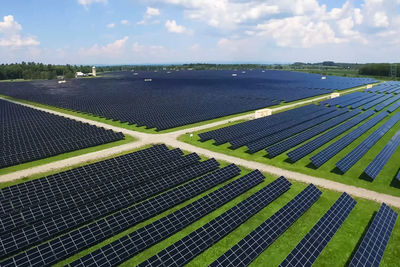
0;70;399;267
0;70;375;131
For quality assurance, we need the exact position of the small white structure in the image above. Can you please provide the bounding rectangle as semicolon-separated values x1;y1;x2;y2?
366;84;373;89
133;72;139;75
242;71;246;74
144;78;152;82
255;108;272;119
92;66;96;77
331;92;341;99
232;73;237;77
75;71;85;78
321;76;327;80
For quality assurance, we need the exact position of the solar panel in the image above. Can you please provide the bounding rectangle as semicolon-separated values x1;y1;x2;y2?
0;153;201;232
375;95;400;111
245;108;347;154
0;71;376;130
229;107;336;150
0;159;219;259
310;112;387;168
387;100;400;113
209;184;322;267
336;113;400;173
266;109;360;158
199;105;320;143
68;170;266;267
363;130;400;180
138;177;291;267
0;144;171;201
397;169;400;181
287;110;374;162
0;164;241;266
361;94;393;110
279;193;356;267
348;203;398;267
0;99;124;168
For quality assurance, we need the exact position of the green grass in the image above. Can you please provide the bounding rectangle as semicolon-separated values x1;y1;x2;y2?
0;83;372;135
1;146;398;267
179;102;400;197
54;168;400;267
0;135;137;188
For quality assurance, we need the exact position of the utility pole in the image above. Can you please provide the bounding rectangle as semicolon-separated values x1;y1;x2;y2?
390;64;397;80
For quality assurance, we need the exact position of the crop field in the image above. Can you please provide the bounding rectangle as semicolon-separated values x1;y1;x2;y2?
0;70;375;131
0;145;398;267
181;82;400;197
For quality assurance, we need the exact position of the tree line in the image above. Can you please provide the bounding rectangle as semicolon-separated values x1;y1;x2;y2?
0;63;94;80
0;62;399;81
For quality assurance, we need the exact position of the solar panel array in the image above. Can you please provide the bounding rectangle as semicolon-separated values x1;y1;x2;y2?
233;107;339;151
200;104;322;144
138;176;291;267
209;184;321;267
0;70;376;130
336;113;400;173
265;109;361;158
363;130;400;180
362;94;393;110
0;163;241;266
310;112;388;168
367;81;400;94
0;157;220;261
0;99;124;168
387;100;400;113
287;110;374;162
279;193;356;267
374;95;400;111
68;170;266;267
349;203;398;267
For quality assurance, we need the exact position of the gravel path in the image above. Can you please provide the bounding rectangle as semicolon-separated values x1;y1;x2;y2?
3;85;399;208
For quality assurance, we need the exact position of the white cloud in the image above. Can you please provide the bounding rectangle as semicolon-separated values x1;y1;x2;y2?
0;15;39;48
373;12;389;27
77;0;107;7
256;16;345;48
85;36;128;57
106;23;115;28
165;19;190;34
120;20;129;25
146;7;160;17
138;7;161;25
160;0;279;29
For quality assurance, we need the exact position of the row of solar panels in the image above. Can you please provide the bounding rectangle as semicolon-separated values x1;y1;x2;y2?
367;81;400;94
0;71;376;130
200;91;400;181
0;99;124;169
0;145;396;267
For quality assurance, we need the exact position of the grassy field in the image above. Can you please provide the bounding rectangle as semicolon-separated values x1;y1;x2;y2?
0;135;137;188
179;100;400;198
0;83;371;135
0;146;398;267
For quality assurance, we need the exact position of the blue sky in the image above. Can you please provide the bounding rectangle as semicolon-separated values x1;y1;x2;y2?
0;0;399;64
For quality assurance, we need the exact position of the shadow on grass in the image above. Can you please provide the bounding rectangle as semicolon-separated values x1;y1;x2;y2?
306;162;318;170
390;173;400;189
331;167;345;175
345;211;377;267
359;172;374;182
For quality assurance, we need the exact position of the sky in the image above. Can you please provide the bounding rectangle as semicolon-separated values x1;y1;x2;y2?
0;0;400;64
